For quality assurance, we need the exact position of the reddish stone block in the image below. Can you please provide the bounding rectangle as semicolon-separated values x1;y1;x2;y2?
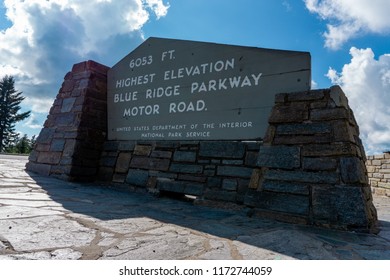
25;162;51;176
86;60;110;75
72;61;87;73
36;143;51;152
61;80;75;92
72;71;92;80
64;71;73;80
49;105;61;115
37;152;62;164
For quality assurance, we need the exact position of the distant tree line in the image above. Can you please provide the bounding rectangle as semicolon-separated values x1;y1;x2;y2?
2;133;36;154
0;75;32;154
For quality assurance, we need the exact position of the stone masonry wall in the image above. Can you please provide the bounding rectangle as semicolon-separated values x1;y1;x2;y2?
98;86;378;232
366;153;390;197
247;86;377;232
26;60;109;181
26;60;378;233
98;140;260;206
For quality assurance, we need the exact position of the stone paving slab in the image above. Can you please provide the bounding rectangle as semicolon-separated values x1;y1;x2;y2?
0;155;390;260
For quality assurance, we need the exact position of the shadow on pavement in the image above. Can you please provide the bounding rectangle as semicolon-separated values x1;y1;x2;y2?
27;171;390;260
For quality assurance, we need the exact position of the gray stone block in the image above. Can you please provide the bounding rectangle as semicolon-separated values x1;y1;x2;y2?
203;169;215;176
61;97;76;113
204;189;237;202
264;170;339;184
170;163;203;174
100;156;117;167
37;128;55;144
330;85;349;108
118;141;136;151
340;157;367;184
173;151;196;162
126;169;149;186
155;141;180;149
103;141;120;152
262;180;309;195
199;141;245;158
134;145;152;156
207;177;221;188
310;108;349;121
302;143;358;157
222;179;237;191
257;146;300;169
245;151;258;167
130;157;170;171
276;123;332;135
149;171;177;179
303;157;337;171
157;180;204;196
25;162;51;176
286;90;325;102
244;190;309;215
268;102;309;124
56;113;75;126
50;139;66;152
273;134;332;145
244;141;261;151
312;185;369;227
217;166;253;178
60;157;73;165
151;151;173;159
178;174;206;183
222;159;243;165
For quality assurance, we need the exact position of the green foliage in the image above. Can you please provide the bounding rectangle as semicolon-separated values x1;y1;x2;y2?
0;75;31;152
5;134;36;154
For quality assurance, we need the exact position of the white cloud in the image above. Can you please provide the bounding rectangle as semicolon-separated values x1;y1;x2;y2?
23;113;43;130
0;0;169;129
143;0;170;19
304;0;390;49
24;97;54;114
327;47;390;154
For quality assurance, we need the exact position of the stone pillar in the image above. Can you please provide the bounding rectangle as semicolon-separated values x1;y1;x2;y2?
248;86;378;232
26;60;109;181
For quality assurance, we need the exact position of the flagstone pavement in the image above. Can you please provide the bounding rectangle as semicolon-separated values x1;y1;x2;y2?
0;154;389;260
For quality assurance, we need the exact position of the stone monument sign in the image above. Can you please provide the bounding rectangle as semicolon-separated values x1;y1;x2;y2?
107;37;311;140
26;38;377;232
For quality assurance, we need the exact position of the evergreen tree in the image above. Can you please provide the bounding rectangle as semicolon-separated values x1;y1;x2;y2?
14;134;31;154
0;76;31;152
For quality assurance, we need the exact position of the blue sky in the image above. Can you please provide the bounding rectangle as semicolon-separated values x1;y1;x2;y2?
0;0;389;154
